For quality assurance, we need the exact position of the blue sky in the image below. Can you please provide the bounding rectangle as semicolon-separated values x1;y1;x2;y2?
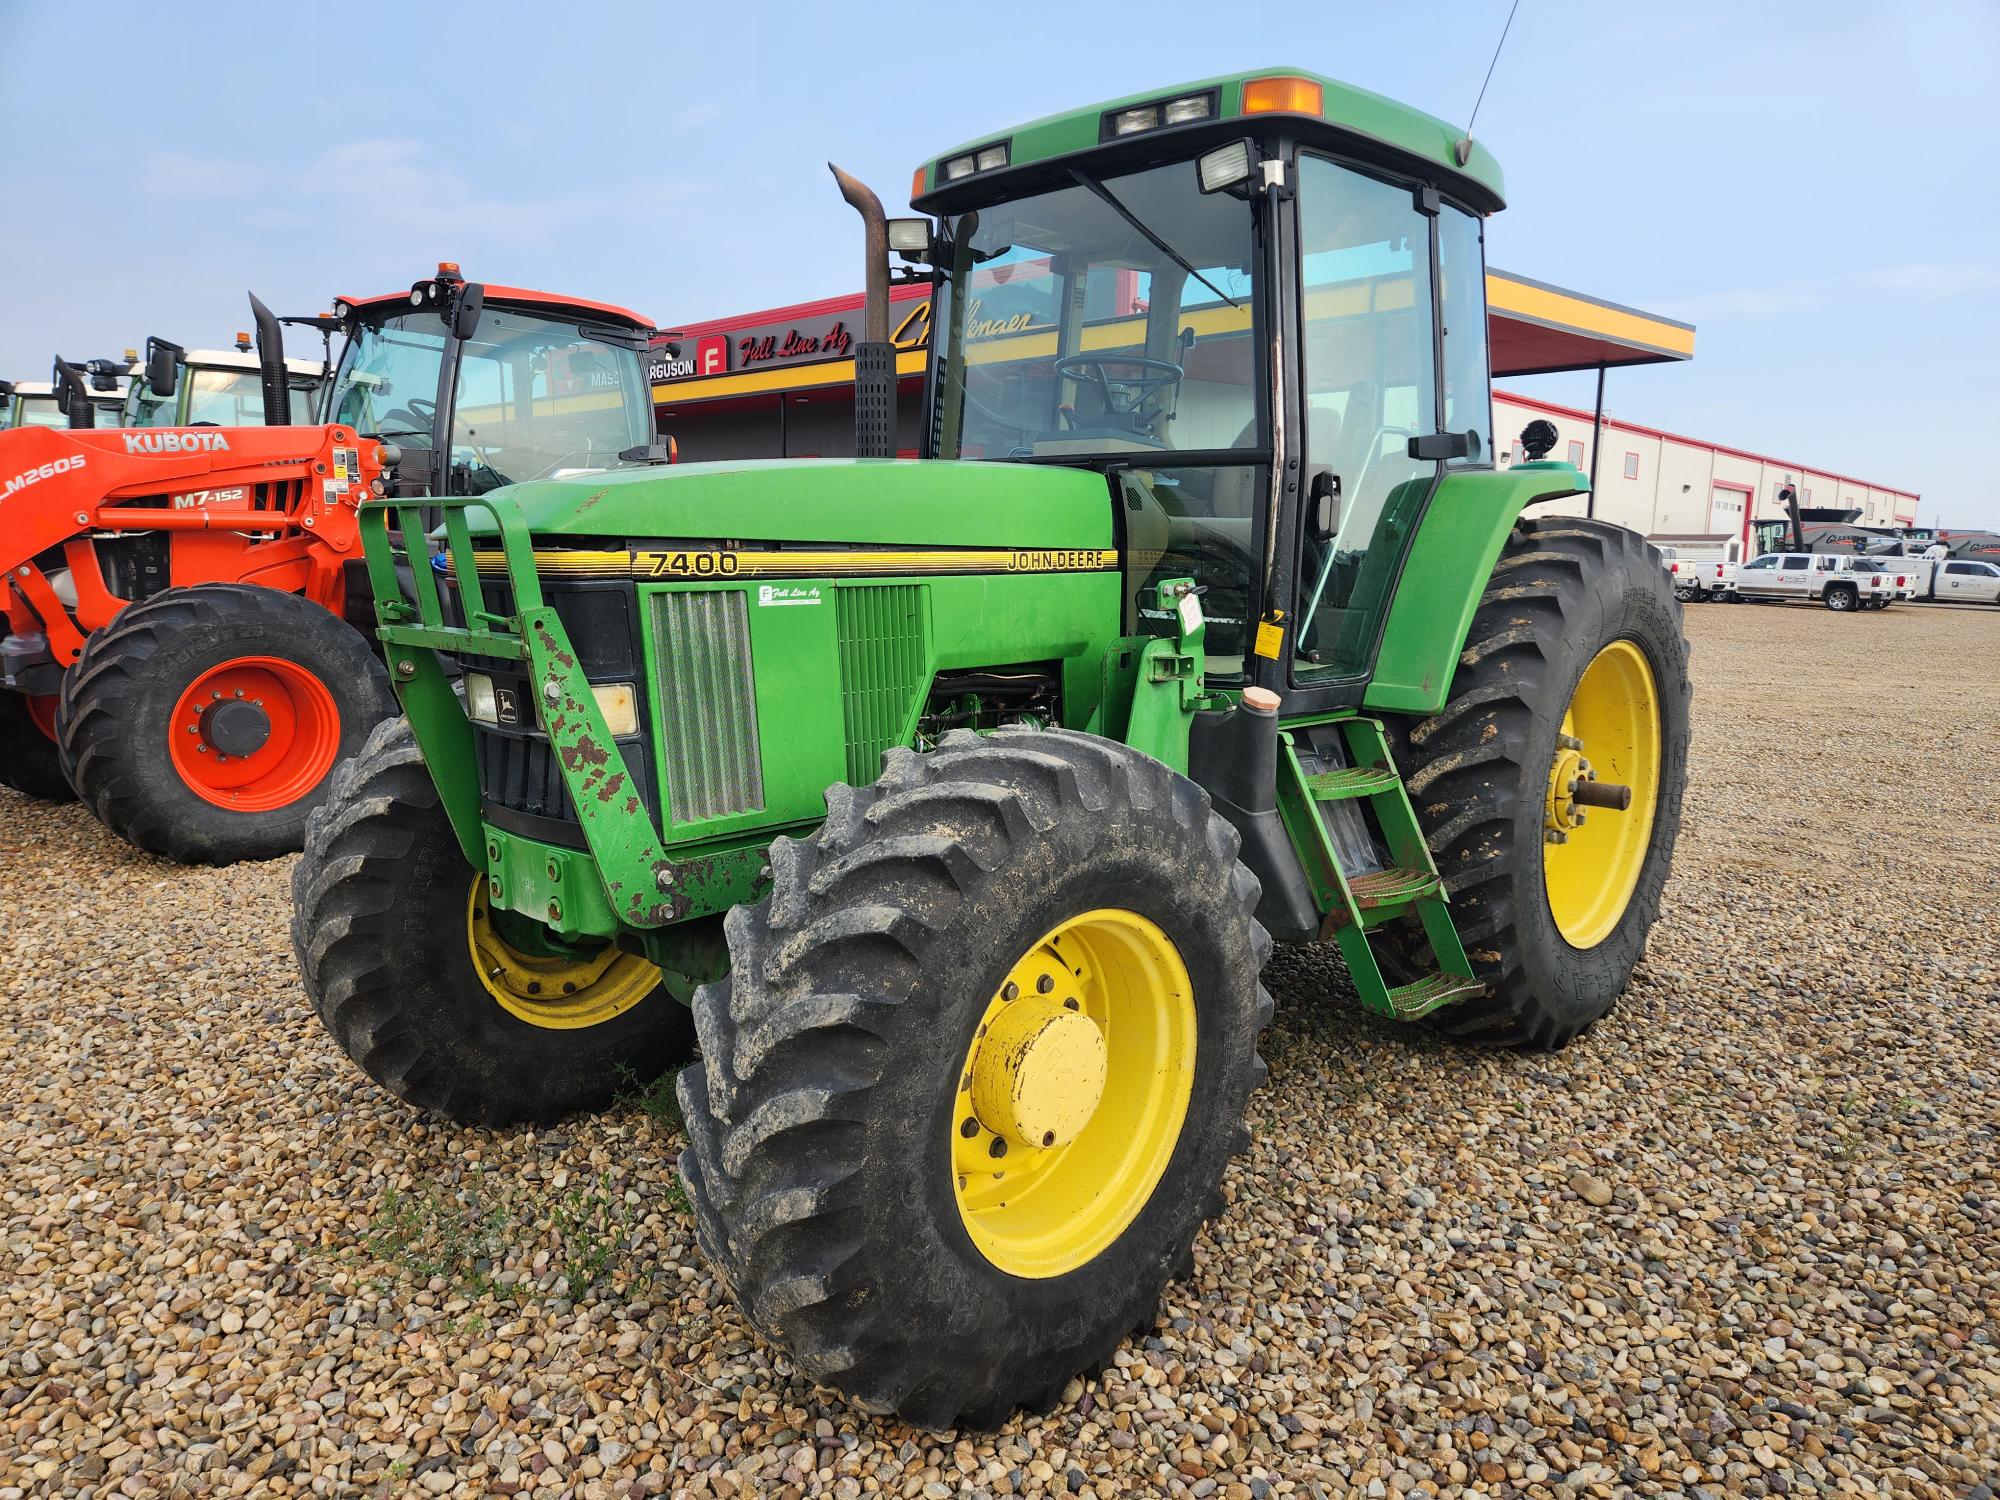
3;1;1994;526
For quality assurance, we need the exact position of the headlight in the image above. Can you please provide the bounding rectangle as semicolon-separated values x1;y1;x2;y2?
1110;105;1160;136
591;682;638;737
1163;94;1213;125
464;671;497;723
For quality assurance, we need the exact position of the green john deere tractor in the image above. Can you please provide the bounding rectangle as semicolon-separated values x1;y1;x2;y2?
292;68;1689;1427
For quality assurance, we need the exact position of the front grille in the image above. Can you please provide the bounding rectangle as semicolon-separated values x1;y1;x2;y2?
476;723;571;822
650;590;764;824
836;584;927;785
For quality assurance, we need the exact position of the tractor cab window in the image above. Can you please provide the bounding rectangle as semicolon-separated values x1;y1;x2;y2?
184;368;267;426
1291;154;1440;680
125;381;176;427
933;155;1264;669
330;307;651;493
15;396;66;429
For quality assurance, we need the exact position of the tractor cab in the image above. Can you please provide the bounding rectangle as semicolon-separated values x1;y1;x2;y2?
324;267;658;499
50;357;133;427
6;381;68;430
123;336;326;428
910;71;1501;702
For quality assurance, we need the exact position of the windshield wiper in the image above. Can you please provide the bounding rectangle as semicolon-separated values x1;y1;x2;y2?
1070;169;1240;309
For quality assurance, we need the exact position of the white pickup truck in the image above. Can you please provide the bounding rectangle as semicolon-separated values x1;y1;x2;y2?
1653;535;1743;602
1735;552;1895;611
1911;556;2000;604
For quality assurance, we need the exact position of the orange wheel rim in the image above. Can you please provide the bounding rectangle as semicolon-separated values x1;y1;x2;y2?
25;695;59;741
167;656;341;812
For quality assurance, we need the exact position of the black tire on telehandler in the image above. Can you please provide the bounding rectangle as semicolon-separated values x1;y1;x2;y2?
58;583;395;864
0;691;75;802
677;728;1272;1430
291;716;696;1127
1380;517;1691;1050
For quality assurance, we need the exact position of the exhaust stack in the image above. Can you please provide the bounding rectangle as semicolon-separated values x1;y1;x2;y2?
829;163;896;460
249;293;291;427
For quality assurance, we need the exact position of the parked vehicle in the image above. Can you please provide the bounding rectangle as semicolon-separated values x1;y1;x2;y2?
1661;548;1738;602
0;271;661;867
122;336;326;429
1735;551;1890;611
1827;555;1907;608
291;68;1692;1429
1927;557;2000;604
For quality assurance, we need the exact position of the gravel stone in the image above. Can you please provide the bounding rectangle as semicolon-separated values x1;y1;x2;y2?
2;602;1996;1497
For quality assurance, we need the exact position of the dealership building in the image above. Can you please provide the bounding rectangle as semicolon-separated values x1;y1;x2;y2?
649;268;1920;550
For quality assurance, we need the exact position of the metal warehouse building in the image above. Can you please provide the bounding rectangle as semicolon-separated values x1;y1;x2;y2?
649;269;1918;552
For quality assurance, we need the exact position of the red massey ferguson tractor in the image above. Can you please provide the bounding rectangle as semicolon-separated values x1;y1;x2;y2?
0;268;662;863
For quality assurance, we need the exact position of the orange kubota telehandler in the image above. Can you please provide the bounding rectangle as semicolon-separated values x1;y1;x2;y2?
1;266;662;863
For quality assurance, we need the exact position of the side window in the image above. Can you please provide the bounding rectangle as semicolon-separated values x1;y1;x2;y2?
1622;452;1640;480
1945;563;1969;576
1437;206;1490;465
1566;439;1585;467
1293;153;1437;679
1781;557;1809;571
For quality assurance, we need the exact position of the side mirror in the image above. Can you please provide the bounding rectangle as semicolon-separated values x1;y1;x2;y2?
1307;470;1341;541
145;337;181;398
453;283;485;340
1408;429;1479;462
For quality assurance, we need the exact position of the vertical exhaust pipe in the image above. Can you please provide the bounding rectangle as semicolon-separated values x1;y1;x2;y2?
52;357;95;429
249;293;291;427
829;163;896;460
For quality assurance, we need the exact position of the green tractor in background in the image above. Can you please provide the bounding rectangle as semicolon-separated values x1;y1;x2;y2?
292;69;1689;1427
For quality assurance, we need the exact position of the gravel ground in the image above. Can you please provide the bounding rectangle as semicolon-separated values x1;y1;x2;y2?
2;602;1996;1500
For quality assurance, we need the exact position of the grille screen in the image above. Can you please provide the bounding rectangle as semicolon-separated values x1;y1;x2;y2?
650;590;764;824
836;584;928;785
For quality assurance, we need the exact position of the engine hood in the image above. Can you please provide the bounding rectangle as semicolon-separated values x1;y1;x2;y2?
465;457;1115;550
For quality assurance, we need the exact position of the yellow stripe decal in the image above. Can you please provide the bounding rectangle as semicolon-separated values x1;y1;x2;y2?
457;547;1119;580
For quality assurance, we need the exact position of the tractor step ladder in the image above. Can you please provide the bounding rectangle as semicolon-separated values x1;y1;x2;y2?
1275;715;1483;1022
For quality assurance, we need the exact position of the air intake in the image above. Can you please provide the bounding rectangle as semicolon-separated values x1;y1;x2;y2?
650;590;765;824
837;584;928;784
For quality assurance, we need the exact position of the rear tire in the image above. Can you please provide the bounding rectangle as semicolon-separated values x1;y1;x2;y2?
58;584;394;864
677;728;1271;1428
1380;518;1690;1049
0;692;74;802
292;716;696;1126
1824;584;1857;612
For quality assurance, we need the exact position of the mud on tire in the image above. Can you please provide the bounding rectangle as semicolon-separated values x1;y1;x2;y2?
1379;517;1691;1050
291;716;695;1126
677;728;1273;1429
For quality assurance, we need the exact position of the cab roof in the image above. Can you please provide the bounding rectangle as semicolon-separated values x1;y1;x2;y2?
181;348;328;379
915;67;1505;215
338;282;653;331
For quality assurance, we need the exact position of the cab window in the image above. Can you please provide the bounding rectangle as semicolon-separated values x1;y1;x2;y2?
1437;205;1491;464
1292;153;1438;680
1781;557;1809;571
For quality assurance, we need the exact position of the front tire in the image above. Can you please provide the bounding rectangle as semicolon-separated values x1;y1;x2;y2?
677;729;1271;1429
0;692;74;802
291;716;696;1125
58;584;394;863
1381;518;1690;1049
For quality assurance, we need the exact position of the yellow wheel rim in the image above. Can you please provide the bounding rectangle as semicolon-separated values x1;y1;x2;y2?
951;909;1196;1279
465;878;660;1030
1542;640;1662;949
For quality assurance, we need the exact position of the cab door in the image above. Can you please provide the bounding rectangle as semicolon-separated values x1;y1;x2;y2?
1736;555;1781;596
1775;555;1812;597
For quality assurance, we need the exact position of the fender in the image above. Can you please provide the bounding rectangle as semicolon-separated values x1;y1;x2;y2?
1362;462;1589;715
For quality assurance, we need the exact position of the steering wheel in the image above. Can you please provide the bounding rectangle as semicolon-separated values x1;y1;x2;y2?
1053;355;1183;419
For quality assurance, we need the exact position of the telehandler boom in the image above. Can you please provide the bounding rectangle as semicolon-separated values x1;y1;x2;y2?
295;69;1690;1427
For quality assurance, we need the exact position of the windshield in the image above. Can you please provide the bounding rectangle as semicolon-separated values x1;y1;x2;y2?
934;157;1258;461
185;368;267;425
329;306;650;491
